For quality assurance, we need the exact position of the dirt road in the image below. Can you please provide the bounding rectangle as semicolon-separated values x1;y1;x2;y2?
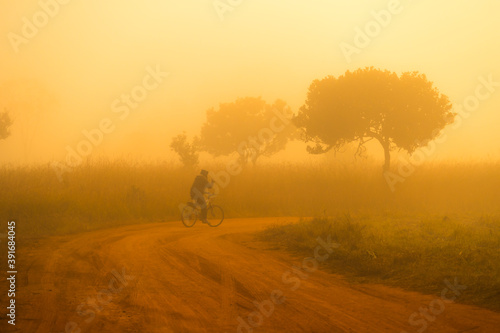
1;217;499;332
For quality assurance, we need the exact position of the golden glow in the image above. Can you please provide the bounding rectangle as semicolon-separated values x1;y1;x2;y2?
0;0;499;164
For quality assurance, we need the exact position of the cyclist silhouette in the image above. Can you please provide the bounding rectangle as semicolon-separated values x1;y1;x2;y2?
190;169;213;224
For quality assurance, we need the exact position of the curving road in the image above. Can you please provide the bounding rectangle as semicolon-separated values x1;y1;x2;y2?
2;218;500;332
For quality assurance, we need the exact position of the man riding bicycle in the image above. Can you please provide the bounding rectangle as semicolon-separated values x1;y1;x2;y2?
190;169;213;224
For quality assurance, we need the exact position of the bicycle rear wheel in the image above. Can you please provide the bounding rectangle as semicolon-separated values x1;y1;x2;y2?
207;205;224;227
181;205;197;227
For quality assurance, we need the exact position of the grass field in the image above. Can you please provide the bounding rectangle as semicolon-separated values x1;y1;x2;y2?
1;159;499;310
1;159;499;237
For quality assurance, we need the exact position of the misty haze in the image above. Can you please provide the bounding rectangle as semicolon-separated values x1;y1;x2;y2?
1;1;499;332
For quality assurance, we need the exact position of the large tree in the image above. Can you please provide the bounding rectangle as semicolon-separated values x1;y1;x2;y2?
199;97;295;164
294;67;455;171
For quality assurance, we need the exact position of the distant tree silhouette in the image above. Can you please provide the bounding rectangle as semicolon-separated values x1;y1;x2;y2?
170;132;199;168
0;109;12;140
199;97;294;165
294;67;455;171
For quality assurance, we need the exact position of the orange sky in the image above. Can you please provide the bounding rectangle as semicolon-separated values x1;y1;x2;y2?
0;0;499;164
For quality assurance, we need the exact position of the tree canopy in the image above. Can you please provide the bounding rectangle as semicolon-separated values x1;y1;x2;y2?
198;97;294;164
294;67;455;170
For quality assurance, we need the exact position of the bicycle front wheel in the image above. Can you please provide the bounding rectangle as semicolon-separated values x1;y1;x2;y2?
181;205;197;227
207;205;224;227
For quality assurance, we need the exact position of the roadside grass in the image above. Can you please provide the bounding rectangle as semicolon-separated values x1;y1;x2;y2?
257;214;500;312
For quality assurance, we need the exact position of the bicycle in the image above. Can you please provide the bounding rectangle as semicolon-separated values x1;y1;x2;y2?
181;193;224;227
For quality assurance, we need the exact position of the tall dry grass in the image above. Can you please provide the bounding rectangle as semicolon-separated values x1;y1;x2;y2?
1;159;499;236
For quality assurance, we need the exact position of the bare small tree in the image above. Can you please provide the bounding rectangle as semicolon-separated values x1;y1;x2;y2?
170;132;199;168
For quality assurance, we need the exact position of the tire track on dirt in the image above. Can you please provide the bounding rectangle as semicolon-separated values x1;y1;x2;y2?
219;261;237;331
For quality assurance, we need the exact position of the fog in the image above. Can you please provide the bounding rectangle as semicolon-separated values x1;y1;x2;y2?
1;0;499;164
3;4;500;329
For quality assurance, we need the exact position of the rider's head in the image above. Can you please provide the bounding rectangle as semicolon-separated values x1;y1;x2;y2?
200;169;208;177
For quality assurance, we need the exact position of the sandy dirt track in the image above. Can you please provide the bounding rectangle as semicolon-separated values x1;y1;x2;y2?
1;217;499;333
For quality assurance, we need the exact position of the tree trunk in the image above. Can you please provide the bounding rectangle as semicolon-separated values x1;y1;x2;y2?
365;133;390;172
383;144;390;172
373;136;390;172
